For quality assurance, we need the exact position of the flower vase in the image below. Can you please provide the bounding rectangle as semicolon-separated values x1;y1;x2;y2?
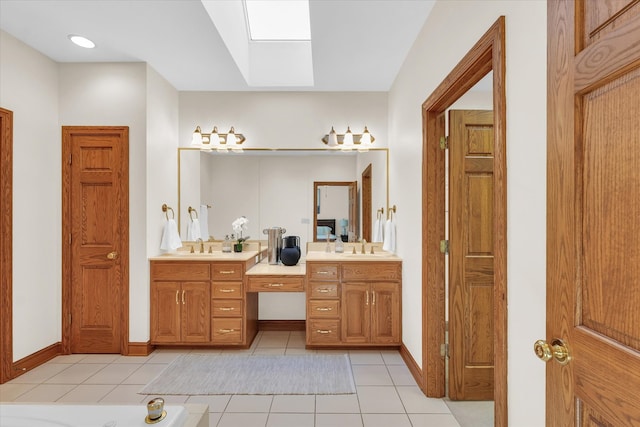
233;243;243;253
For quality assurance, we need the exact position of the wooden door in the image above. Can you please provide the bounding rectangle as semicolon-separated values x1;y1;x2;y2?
448;110;494;401
348;181;358;240
341;283;370;343
181;282;210;343
0;108;13;383
63;127;128;354
361;164;372;242
150;281;181;343
370;282;400;344
547;1;640;425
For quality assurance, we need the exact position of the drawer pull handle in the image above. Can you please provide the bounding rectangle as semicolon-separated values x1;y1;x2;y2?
316;271;330;275
266;283;284;288
317;288;331;293
219;270;235;274
316;307;332;311
219;289;236;293
316;329;332;334
218;328;238;334
218;307;235;311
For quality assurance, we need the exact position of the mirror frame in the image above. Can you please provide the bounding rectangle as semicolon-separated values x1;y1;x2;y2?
177;147;390;241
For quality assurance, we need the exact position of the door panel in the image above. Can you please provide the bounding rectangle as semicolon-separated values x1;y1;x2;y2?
341;283;370;343
64;127;128;354
181;282;210;343
151;282;181;343
370;282;400;344
547;1;640;424
449;109;494;401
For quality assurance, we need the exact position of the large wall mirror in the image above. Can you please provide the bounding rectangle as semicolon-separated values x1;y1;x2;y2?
178;148;388;250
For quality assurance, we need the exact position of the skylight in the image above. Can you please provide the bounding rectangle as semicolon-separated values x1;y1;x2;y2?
244;0;311;41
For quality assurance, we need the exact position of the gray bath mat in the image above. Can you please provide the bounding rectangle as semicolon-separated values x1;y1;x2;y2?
139;353;356;395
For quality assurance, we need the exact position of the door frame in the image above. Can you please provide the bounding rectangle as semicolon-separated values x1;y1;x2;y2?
0;108;13;383
422;17;507;425
361;163;373;242
61;126;130;355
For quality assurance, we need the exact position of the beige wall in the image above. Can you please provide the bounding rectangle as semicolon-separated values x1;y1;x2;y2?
388;1;547;425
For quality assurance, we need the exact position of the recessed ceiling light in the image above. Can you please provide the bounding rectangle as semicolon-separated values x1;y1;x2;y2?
244;0;310;41
68;34;95;49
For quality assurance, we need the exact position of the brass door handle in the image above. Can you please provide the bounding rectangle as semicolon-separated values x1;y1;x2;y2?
107;251;118;260
534;338;570;365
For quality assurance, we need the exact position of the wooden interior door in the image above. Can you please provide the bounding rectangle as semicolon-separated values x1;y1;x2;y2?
546;1;640;424
0;108;13;383
63;127;128;354
361;164;372;242
448;109;494;400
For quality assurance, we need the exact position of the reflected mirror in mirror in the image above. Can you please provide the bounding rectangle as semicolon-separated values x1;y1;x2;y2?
178;148;388;250
313;181;357;242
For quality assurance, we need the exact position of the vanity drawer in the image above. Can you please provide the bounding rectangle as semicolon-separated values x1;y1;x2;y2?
212;282;243;298
342;263;401;281
308;282;339;299
308;263;339;281
150;262;210;281
211;299;243;317
308;300;340;318
307;320;340;344
247;276;305;292
211;318;243;343
212;263;243;280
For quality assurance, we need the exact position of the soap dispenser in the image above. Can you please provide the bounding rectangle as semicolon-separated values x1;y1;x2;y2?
222;235;232;253
335;236;344;253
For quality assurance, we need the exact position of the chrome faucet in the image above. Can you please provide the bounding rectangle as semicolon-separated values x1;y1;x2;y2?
196;238;204;253
361;239;367;254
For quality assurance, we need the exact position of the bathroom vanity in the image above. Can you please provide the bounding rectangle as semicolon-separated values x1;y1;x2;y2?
148;247;401;349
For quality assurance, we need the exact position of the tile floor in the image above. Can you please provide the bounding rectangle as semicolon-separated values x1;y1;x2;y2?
0;331;493;427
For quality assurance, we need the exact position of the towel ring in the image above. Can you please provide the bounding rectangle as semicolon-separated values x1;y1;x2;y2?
377;207;384;219
161;204;175;220
388;205;397;219
188;206;199;220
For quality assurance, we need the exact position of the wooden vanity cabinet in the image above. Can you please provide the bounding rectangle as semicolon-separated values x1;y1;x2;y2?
306;261;401;347
150;262;211;344
150;259;258;347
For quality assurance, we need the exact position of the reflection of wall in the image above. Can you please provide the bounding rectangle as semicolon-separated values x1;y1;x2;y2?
201;154;356;250
318;185;349;222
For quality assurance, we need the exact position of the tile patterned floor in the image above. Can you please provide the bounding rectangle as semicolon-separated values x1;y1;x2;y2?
0;331;493;427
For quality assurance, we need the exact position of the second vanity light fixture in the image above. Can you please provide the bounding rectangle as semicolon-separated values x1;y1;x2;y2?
322;126;374;152
191;126;245;152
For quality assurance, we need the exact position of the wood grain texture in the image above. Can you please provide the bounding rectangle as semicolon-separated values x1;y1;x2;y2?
11;343;62;379
61;126;129;355
422;17;506;425
0;108;13;384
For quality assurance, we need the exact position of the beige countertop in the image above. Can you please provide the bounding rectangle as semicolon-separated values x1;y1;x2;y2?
149;250;260;262
246;260;306;276
305;250;402;262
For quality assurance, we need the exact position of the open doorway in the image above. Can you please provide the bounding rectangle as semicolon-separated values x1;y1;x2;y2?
422;17;507;427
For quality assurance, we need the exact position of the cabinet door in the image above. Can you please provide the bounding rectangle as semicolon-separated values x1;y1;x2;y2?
181;282;210;343
150;281;181;343
341;283;370;343
371;282;400;344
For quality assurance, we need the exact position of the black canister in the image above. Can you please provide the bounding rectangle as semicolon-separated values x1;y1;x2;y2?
280;236;301;266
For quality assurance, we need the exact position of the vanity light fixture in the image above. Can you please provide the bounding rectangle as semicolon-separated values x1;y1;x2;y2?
321;126;375;151
191;126;245;152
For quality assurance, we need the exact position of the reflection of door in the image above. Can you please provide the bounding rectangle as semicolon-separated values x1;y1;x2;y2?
62;127;129;354
348;181;358;240
361;164;372;242
449;110;494;400
546;2;640;425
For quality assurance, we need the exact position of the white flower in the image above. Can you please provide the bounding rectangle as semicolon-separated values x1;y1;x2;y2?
232;216;249;236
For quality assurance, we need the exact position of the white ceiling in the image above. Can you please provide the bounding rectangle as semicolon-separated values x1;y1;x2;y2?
0;0;437;92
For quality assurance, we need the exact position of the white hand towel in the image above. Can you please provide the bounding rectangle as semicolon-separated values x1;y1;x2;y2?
373;218;384;243
382;217;396;253
186;218;202;241
199;204;210;240
160;219;182;251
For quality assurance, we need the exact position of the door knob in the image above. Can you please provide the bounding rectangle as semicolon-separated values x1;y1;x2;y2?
107;251;118;260
534;338;570;365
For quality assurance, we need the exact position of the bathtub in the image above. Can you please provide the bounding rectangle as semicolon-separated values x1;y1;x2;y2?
0;403;189;427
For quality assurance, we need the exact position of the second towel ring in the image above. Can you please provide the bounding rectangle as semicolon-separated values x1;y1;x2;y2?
188;206;199;220
162;204;175;220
